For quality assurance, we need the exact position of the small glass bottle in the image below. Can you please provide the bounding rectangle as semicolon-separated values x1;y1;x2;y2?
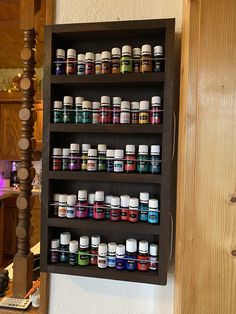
128;197;139;223
66;48;76;75
69;143;80;171
88;193;95;218
114;149;124;173
149;243;158;270
105;194;112;219
137;240;149;271
98;144;107;172
120;195;130;221
148;199;159;224
93;191;105;220
87;148;98;172
77;53;85;75
120;45;132;73
69;240;79;266
110;196;120;222
108;242;117;267
85;52;95;75
50;238;60;264
151;96;162;124
111;47;121;74
125;238;137;271
125;144;136;173
92;101;100;124
66;194;77;218
131;101;139;124
141;44;152;73
53;101;63;123
120;101;131;124
78;236;89;266
150;145;161;174
95;53;102;74
63;96;74;123
112;96;121;124
75;96;84;124
59;232;71;263
153;45;164;72
81;100;92;124
100;96;111;124
81;143;91;171
115;244;125;270
101;51;111;74
52;193;60;216
139;100;150;124
90;235;101;265
137;145;149;173
139;192;149;222
58;194;67;218
77;189;88;218
55;49;65;75
62;148;70;171
52;148;62;171
98;243;108;269
133;47;141;73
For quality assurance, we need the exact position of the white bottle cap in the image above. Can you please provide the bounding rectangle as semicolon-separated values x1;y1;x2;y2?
108;242;117;254
139;100;149;111
138;145;148;155
121;101;130;111
92;102;100;109
126;238;137;253
139;240;148;254
151;145;160;155
111;47;121;58
62;148;70;157
122;45;131;56
95;190;104;202
53;194;60;202
95;53;102;62
133;47;141;57
101;96;110;106
78;189;87;201
53;101;63;109
70;143;80;152
98;144;107;153
75;97;84;106
67;49;76;58
101;51;111;61
69;240;79;253
105;195;112;205
149;243;158;256
141;44;151;55
131;101;139;110
111;196;120;207
91;235;101;247
63;96;73;105
129;197;139;209
51;238;59;249
106;149;115;158
59;194;68;203
151;96;161;106
53;148;62;156
82;143;91;153
60;232;71;245
120;195;130;207
56;49;65;59
116;244;125;256
98;243;107;255
77;54;85;62
88;148;97;157
140;192;149;202
148;198;159;210
154;45;164;56
85;52;94;61
114;149;124;159
80;235;89;248
88;193;95;205
82;100;91;109
125;144;135;154
113;97;122;105
67;194;77;206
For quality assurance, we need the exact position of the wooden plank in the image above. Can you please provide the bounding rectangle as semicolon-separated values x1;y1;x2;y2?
174;0;236;313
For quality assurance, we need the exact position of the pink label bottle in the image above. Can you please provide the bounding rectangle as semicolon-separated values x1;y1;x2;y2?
77;190;88;218
93;191;105;219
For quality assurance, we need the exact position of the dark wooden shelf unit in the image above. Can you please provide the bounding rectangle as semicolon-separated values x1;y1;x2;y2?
41;18;176;286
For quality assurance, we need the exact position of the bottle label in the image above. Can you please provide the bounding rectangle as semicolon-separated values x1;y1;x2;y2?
150;158;161;174
81;111;92;124
137;157;149;173
100;108;111;124
90;249;98;265
87;159;97;171
77;64;85;75
114;161;124;172
133;60;140;73
75;109;82;124
78;252;89;266
106;159;114;172
77;205;88;218
125;156;136;172
125;255;137;271
58;205;67;217
131;112;139;124
63;111;73;123
52;158;61;171
115;258;125;270
139;112;149;124
69;253;77;265
120;112;130;124
93;204;105;219
141;58;152;72
110;209;120;221
53;111;62;123
66;61;76;75
139;204;148;221
62;158;69;171
149;256;158;270
98;157;106;171
92;112;100;124
148;211;159;224
121;208;128;220
120;58;132;73
112;110;120;124
66;206;76;218
55;61;65;75
69;157;80;171
107;256;116;267
137;255;149;271
151;109;161;124
85;63;95;75
129;210;138;222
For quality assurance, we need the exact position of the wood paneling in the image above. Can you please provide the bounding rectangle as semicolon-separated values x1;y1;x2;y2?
174;0;236;313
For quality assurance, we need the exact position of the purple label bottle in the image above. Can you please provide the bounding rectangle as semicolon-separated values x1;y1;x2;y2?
77;190;88;218
115;244;125;270
69;143;80;171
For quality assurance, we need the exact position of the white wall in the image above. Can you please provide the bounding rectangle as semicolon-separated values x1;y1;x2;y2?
49;1;182;313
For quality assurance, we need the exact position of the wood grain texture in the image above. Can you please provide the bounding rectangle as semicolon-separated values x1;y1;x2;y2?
174;0;236;313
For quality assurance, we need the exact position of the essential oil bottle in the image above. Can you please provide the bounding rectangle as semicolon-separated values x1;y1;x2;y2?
125;238;137;271
66;194;77;218
90;235;101;265
128;197;139;223
93;191;105;219
81;143;91;171
115;244;125;270
78;236;89;266
98;243;108;268
139;192;149;222
110;196;120;222
77;190;88;218
149;243;158;270
69;240;79;266
107;242;117;267
137;240;149;271
105;194;112;219
98;144;107;172
120;195;130;221
59;232;71;263
88;193;95;218
50;238;59;264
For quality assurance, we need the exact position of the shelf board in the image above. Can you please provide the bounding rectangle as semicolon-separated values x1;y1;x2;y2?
48;217;160;234
46;264;165;285
50;73;165;86
48;171;161;184
50;123;163;134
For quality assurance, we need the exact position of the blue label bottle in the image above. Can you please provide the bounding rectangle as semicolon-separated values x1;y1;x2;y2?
139;192;149;222
148;199;159;224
